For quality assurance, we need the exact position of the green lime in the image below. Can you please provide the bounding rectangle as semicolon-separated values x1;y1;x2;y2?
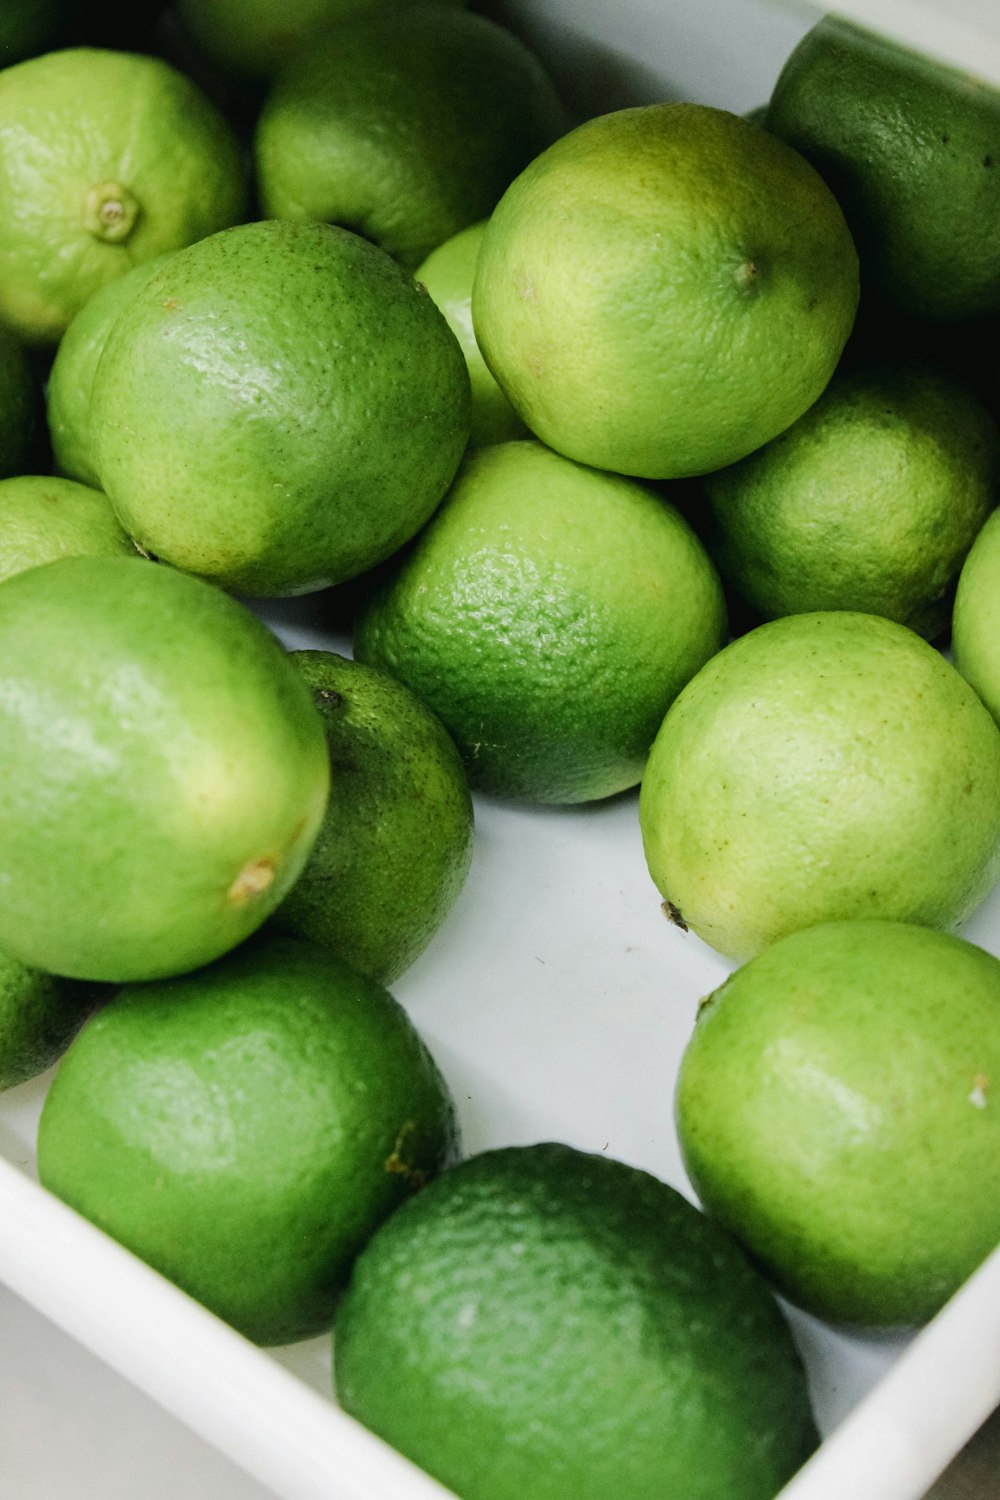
176;0;466;83
766;17;1000;322
0;947;101;1091
676;920;1000;1327
0;555;329;981
702;359;1000;639
472;102;859;478
415;222;527;448
271;651;473;984
0;323;41;478
334;1142;818;1500
254;8;565;269
953;509;1000;724
355;440;727;803
38;934;458;1344
0;48;247;344
0;476;136;584
48;253;176;488
639;611;1000;961
91;220;470;596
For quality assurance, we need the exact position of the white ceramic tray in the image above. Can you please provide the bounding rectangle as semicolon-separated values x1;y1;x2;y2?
2;3;1000;1497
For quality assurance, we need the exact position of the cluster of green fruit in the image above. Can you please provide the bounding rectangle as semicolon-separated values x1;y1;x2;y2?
0;4;998;1500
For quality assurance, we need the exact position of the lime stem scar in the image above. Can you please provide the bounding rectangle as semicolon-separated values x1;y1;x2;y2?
83;182;141;244
227;858;275;904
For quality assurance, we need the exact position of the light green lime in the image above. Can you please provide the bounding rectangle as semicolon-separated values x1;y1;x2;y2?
639;611;1000;960
767;17;1000;321
48;253;176;488
953;509;1000;723
0;476;135;584
0;946;101;1091
472;102;858;478
677;921;1000;1326
0;48;247;344
272;651;473;984
254;8;565;269
335;1142;818;1500
91;220;470;596
38;934;458;1344
702;359;999;639
416;222;527;448
0;555;329;981
176;0;466;82
355;440;727;803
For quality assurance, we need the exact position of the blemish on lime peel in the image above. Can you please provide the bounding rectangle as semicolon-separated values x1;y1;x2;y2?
227;858;275;904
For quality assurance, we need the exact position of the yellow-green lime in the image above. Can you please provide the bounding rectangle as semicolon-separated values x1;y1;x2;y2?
416;222;527;448
953;508;1000;724
272;651;474;984
254;8;565;270
38;934;458;1344
0;48;247;344
334;1142;818;1500
355;440;727;803
91;220;470;596
640;611;1000;961
472;102;859;478
0;555;329;981
767;17;1000;321
0;323;41;477
0;476;135;584
0;946;101;1092
676;921;1000;1326
48;253;176;488
175;0;466;83
702;359;1000;639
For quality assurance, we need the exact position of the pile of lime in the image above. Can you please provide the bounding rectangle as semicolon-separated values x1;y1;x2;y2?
0;5;998;1499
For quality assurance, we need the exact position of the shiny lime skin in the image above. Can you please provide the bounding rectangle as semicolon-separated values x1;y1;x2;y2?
640;612;1000;960
335;1142;818;1500
48;253;176;488
92;221;471;596
38;935;459;1344
677;921;1000;1326
953;508;1000;724
0;946;102;1091
767;17;1000;321
254;8;565;270
272;652;473;984
0;555;329;981
355;440;727;803
0;476;135;584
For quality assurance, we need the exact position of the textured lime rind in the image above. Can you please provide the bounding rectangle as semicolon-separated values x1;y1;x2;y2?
272;651;474;984
254;8;565;269
38;935;458;1344
92;220;471;596
0;476;136;584
0;555;329;981
767;17;1000;321
639;611;1000;960
703;358;1000;638
335;1142;818;1500
416;221;527;448
48;253;176;488
473;102;859;478
355;440;728;803
0;48;247;344
677;920;1000;1326
953;508;1000;724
